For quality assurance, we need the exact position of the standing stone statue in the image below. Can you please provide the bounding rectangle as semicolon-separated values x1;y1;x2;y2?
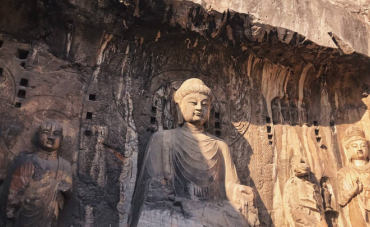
338;126;370;227
283;157;327;227
1;120;72;227
129;78;259;227
321;178;333;212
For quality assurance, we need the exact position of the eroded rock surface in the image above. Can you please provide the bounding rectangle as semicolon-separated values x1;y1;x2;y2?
0;0;369;226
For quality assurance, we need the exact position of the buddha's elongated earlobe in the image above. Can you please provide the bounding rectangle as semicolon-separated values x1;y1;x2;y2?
204;105;211;129
176;104;184;126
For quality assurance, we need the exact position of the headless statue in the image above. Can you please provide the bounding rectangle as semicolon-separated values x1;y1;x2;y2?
1;120;72;227
338;126;370;227
129;78;259;227
283;158;327;227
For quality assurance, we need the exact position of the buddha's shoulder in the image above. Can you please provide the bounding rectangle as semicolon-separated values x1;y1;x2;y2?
150;129;177;138
204;132;229;149
58;157;72;170
12;152;36;164
337;166;357;178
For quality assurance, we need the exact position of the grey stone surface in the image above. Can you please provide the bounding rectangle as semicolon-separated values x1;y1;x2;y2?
0;0;369;226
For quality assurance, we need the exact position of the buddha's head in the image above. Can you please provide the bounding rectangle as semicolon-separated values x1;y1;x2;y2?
38;120;63;152
343;126;369;162
174;78;212;126
292;158;311;178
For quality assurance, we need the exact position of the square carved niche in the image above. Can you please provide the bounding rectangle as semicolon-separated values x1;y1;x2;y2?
20;78;28;87
17;89;26;98
89;94;96;101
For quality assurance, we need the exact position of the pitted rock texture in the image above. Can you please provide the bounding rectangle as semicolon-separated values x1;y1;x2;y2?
0;0;369;226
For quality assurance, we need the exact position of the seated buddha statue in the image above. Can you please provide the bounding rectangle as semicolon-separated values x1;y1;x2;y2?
129;78;259;227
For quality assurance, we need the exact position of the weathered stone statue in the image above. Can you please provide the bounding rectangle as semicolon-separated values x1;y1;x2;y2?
129;78;259;227
338;126;370;227
2;120;72;227
283;157;327;227
320;177;333;212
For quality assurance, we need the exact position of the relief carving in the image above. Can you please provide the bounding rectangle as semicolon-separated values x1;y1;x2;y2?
1;120;72;226
129;78;259;227
338;126;370;227
320;177;334;212
283;157;327;227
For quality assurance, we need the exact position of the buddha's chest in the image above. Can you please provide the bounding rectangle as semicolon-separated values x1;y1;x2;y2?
171;142;226;200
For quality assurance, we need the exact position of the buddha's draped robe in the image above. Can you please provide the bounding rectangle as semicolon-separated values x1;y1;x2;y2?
130;126;251;227
338;163;370;227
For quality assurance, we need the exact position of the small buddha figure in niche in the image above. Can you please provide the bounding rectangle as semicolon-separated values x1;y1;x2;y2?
320;177;333;212
283;157;327;227
129;78;259;227
338;126;370;227
2;120;72;227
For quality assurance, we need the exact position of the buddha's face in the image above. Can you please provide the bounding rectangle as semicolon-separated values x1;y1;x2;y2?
293;159;310;177
179;92;210;126
347;139;369;161
38;122;63;152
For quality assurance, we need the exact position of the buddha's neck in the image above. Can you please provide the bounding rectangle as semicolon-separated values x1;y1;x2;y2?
37;149;58;160
183;122;204;133
352;159;369;167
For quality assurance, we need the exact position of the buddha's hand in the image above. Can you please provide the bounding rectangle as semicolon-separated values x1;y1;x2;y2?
235;184;254;200
233;184;259;225
233;185;254;209
351;178;363;197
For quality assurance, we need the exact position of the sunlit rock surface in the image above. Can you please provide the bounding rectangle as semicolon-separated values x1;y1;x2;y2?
0;0;369;226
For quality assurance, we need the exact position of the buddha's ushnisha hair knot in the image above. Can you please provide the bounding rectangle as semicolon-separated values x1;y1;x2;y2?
174;78;211;104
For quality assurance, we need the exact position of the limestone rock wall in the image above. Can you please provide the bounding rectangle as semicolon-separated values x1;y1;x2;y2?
0;0;369;226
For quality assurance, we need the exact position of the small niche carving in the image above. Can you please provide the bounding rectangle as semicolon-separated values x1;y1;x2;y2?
17;49;29;59
20;62;26;68
84;130;93;136
20;78;28;87
150;117;156;124
215;130;221;137
314;129;319;136
0;68;3;82
0;40;3;48
266;116;271;123
316;137;321;142
215;112;220;119
313;121;319;126
329;121;335;127
17;89;26;98
86;112;93;119
89;94;96;101
151;106;156;114
215;122;221;129
14;102;21;108
268;134;273;140
267;126;271;133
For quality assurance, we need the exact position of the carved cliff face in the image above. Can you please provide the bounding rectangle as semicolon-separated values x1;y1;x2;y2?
346;139;369;161
38;124;63;152
178;93;211;126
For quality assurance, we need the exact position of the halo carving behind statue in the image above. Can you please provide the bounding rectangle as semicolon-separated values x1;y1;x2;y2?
0;64;16;104
8;96;79;163
142;70;227;135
